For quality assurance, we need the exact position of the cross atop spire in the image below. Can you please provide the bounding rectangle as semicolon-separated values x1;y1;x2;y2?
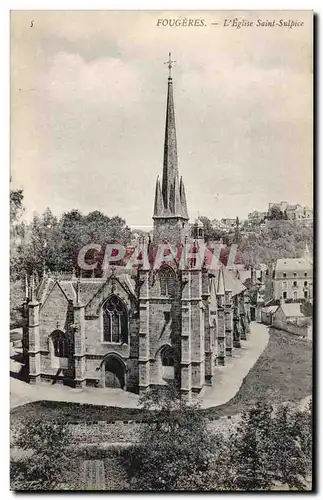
164;52;176;79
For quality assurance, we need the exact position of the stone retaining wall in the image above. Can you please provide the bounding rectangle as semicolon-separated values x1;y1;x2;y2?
68;414;241;445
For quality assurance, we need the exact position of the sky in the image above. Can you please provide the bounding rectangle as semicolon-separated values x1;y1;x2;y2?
10;10;313;227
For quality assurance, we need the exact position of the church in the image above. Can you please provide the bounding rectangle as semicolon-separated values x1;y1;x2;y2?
24;57;252;400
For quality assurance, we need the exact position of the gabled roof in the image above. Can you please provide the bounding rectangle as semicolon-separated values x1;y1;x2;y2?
261;305;278;314
223;268;246;296
37;269;137;310
280;302;304;318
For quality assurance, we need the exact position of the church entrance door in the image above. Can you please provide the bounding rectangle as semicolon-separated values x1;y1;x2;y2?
104;356;125;389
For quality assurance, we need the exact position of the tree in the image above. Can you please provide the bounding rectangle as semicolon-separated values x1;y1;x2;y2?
10;189;26;280
126;385;218;491
199;216;226;243
12;208;133;277
230;403;274;490
230;402;312;491
268;206;285;220
268;402;312;490
11;418;71;491
10;189;24;224
17;208;63;276
234;216;241;245
239;220;313;267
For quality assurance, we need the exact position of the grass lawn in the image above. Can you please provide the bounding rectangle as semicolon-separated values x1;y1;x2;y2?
11;327;312;425
10;400;148;426
203;327;312;418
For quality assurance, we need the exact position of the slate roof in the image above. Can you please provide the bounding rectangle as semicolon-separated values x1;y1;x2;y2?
261;305;278;314
280;302;304;318
223;268;246;296
37;269;137;308
275;258;311;272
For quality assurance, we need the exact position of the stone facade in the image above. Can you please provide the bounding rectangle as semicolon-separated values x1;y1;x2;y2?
272;247;313;303
24;70;252;400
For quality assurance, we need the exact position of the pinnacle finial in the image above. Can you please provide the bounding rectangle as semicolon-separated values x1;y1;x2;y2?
76;277;81;305
164;52;176;79
30;272;36;302
25;273;29;301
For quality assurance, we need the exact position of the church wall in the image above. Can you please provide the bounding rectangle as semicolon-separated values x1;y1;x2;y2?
182;270;205;391
203;299;214;385
146;297;182;385
84;357;100;383
37;285;73;380
39;284;69;341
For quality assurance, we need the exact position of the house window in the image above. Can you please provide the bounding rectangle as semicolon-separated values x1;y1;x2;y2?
304;272;308;277
294;291;298;300
293;281;297;287
304;291;308;299
103;295;128;343
159;266;176;297
283;292;287;299
283;281;287;289
304;281;308;287
283;272;287;278
294;272;297;277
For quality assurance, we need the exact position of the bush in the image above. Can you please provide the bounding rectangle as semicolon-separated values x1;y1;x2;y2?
11;419;71;491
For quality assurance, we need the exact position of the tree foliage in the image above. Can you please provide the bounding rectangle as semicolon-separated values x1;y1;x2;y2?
10;201;132;279
239;220;313;267
230;401;312;491
10;189;24;224
198;216;226;243
126;392;312;492
126;385;218;491
11;419;71;491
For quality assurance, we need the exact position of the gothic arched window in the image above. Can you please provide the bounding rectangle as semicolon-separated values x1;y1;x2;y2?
103;295;128;343
52;330;69;358
161;345;175;367
160;345;175;381
159;266;176;297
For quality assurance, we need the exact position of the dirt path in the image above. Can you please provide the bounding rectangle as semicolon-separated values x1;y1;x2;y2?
200;323;270;408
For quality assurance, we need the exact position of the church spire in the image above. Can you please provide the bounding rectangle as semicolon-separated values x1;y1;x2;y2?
152;55;190;244
153;53;189;221
162;56;179;214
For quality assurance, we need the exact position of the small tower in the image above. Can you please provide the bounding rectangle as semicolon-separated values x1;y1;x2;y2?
192;218;204;241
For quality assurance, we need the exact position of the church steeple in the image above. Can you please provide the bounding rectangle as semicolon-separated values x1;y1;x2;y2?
162;68;179;214
153;53;189;221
